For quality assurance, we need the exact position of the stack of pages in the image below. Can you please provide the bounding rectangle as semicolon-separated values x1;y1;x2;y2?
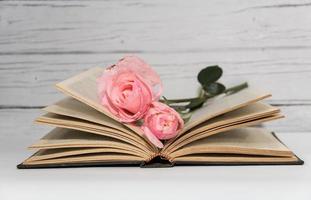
18;68;303;168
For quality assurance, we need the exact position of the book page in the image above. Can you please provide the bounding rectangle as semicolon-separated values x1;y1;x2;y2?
173;155;299;163
185;102;279;137
24;128;151;166
171;114;283;153
23;153;143;166
43;97;133;135
163;102;280;151
55;67;145;136
182;86;271;133
170;127;293;159
30;128;148;158
164;114;283;154
35;113;154;154
27;147;147;163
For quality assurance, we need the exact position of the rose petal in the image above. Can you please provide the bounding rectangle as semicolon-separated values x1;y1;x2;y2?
116;55;163;100
142;126;164;148
97;59;155;122
142;102;184;140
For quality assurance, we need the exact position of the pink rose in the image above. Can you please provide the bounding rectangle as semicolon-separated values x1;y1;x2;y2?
142;102;184;148
97;56;162;122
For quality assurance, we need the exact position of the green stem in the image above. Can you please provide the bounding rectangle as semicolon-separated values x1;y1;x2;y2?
161;82;248;105
160;97;199;104
225;82;248;94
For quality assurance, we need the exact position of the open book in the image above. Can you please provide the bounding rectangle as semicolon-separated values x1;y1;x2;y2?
18;68;303;168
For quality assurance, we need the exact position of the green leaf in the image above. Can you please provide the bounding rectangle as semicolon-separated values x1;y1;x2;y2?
204;82;226;95
186;97;205;110
197;65;223;86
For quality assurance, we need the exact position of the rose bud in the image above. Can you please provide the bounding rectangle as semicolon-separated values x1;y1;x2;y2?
142;102;184;148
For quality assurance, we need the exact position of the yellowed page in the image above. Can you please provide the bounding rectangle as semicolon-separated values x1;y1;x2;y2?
55;67;144;135
164;114;283;155
181;86;271;133
163;102;280;152
29;128;148;158
35;113;154;155
43;97;133;135
27;147;148;162
173;155;299;163
23;153;142;165
170;127;293;158
187;102;279;136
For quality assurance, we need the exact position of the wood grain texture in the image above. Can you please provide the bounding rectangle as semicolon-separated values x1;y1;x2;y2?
0;0;310;132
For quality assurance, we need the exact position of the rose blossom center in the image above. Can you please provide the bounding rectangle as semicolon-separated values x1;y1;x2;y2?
117;82;142;114
156;114;177;133
120;84;133;100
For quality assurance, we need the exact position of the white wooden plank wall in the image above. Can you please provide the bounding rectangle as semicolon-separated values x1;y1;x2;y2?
0;0;310;133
